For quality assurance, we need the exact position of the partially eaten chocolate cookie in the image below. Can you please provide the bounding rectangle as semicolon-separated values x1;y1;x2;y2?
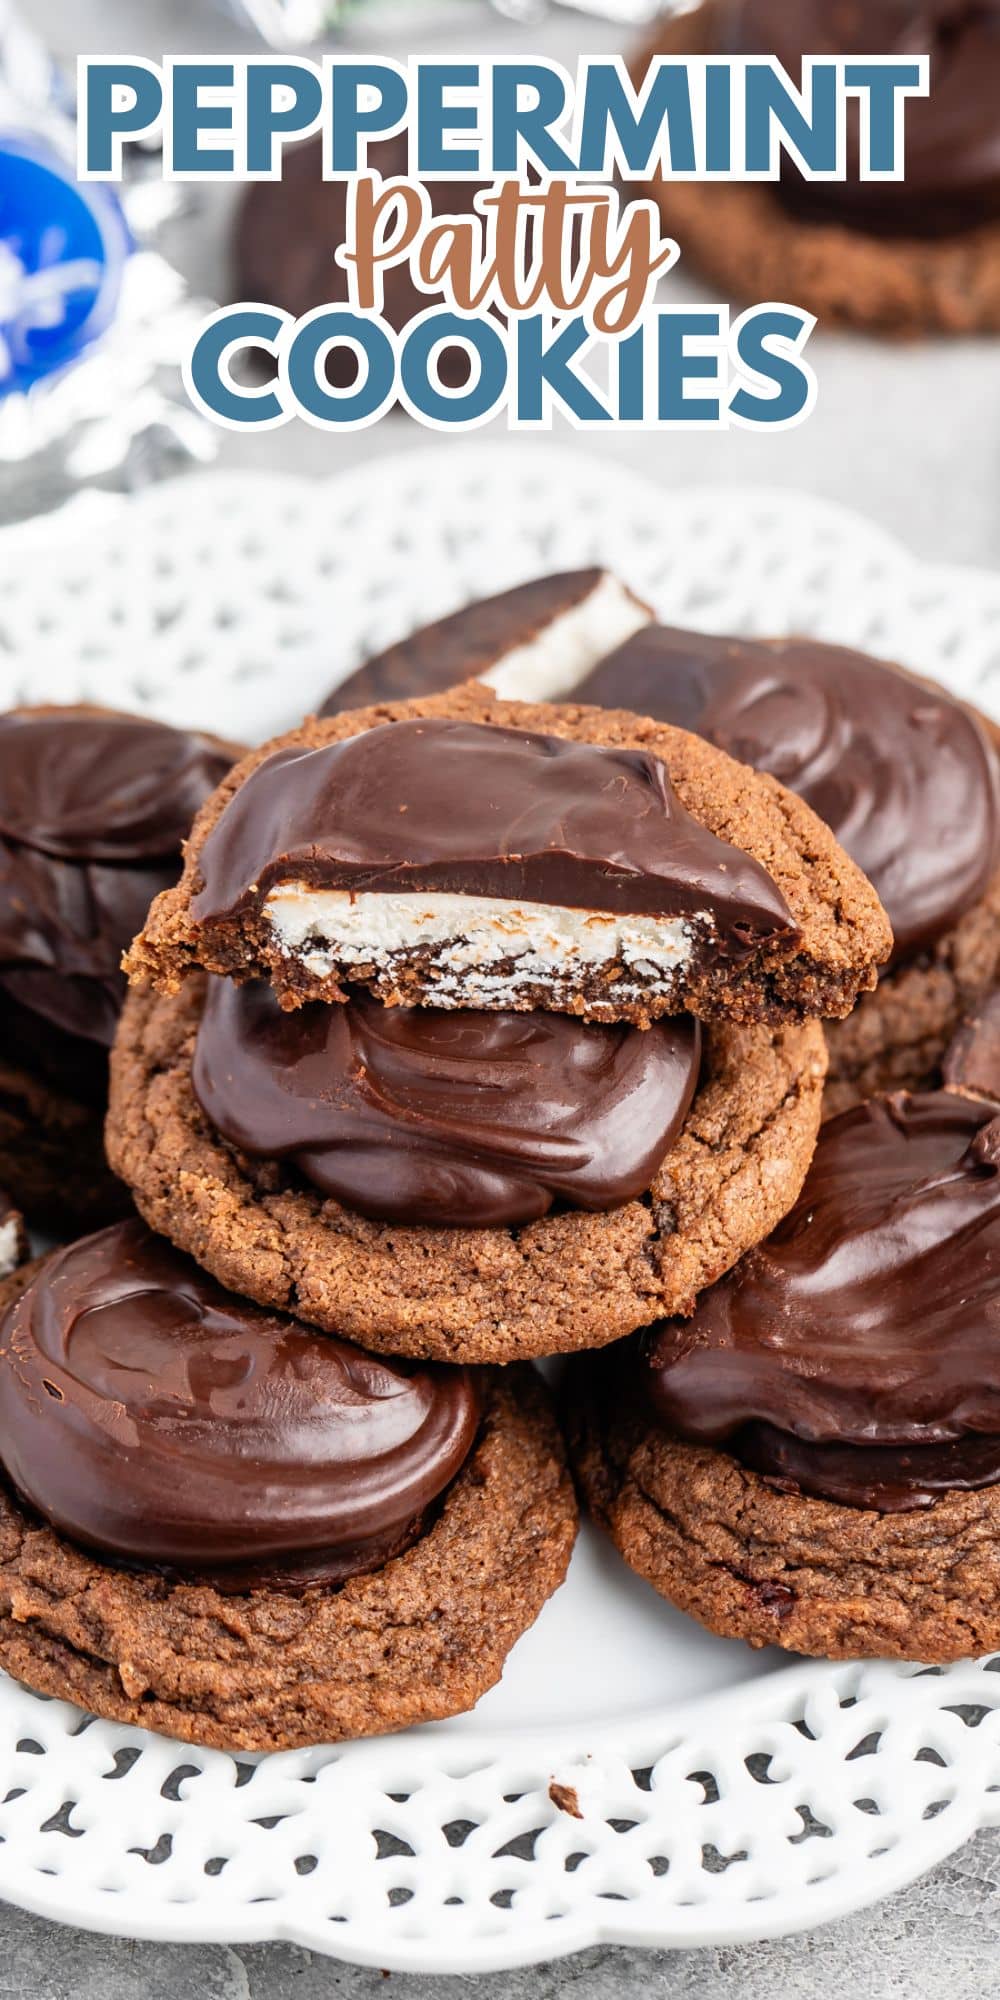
320;569;652;715
124;686;891;1030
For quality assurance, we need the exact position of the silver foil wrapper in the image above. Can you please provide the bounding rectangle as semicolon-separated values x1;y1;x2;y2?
215;0;671;45
0;1;216;525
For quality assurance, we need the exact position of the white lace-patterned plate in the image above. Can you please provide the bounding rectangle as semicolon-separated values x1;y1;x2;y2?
0;443;1000;1972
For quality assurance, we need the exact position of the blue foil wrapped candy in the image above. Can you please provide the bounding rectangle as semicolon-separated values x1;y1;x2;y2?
0;135;131;395
0;1;214;521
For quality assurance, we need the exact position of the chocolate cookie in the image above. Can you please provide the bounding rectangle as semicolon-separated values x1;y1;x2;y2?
634;2;1000;336
319;570;652;715
0;1226;577;1750
823;880;1000;1116
568;625;1000;1112
568;1357;1000;1663
124;685;891;1030
0;706;238;1227
568;1019;1000;1660
234;132;487;388
106;971;826;1363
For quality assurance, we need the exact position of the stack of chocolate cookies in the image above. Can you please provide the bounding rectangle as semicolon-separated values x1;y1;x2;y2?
3;581;996;1753
65;659;880;1748
110;687;886;1360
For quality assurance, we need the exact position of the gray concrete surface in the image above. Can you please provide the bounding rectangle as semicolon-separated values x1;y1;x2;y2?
8;1;1000;1990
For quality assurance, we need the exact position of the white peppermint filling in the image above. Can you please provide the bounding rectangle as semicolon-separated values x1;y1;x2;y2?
264;887;707;1000
0;1216;19;1279
482;572;652;701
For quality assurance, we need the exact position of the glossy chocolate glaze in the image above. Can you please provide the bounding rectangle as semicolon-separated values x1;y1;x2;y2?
193;977;702;1227
572;627;1000;962
191;717;797;951
0;1220;480;1586
641;1088;1000;1508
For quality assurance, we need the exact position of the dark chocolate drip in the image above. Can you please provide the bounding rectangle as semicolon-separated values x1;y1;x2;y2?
572;627;1000;962
193;977;702;1227
191;717;797;953
0;709;235;1046
320;572;615;717
721;1;1000;238
0;1219;479;1585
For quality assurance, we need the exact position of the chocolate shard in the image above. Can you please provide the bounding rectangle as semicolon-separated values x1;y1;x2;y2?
184;717;799;1026
569;624;1000;965
319;570;652;717
943;991;1000;1102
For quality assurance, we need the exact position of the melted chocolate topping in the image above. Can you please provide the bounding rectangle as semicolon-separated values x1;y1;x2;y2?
0;710;235;1047
737;1422;1000;1512
572;627;1000;962
191;718;797;953
0;1220;480;1586
643;1091;1000;1509
193;977;702;1227
721;1;1000;237
320;572;615;718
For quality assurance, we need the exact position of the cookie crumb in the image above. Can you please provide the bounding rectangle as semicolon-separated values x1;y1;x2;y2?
549;1781;583;1819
